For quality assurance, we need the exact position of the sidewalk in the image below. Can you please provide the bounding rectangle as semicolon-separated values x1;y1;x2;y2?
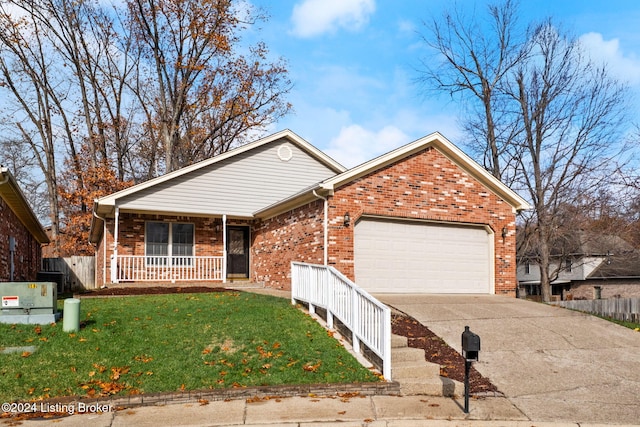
7;392;619;427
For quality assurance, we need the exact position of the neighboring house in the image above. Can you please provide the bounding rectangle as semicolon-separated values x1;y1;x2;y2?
0;167;50;282
517;232;640;300
89;130;529;295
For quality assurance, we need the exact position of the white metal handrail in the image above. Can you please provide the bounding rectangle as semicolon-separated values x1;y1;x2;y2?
113;255;224;282
291;261;392;380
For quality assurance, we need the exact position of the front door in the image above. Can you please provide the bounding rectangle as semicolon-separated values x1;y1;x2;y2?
227;226;249;278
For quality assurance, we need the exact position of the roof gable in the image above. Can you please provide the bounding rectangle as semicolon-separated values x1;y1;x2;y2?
319;132;529;211
93;130;345;218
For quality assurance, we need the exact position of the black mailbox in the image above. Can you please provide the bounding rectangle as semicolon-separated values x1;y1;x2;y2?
461;325;480;361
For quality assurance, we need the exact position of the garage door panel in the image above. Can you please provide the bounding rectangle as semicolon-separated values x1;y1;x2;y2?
354;218;491;294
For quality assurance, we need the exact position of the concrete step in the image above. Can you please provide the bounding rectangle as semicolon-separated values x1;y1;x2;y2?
391;334;408;348
392;346;426;363
399;376;456;397
392;362;441;380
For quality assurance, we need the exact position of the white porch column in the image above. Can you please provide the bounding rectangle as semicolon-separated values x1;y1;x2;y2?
222;214;227;283
111;206;120;283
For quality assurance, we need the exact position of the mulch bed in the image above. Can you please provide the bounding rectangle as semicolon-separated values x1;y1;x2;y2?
391;312;498;394
77;286;498;394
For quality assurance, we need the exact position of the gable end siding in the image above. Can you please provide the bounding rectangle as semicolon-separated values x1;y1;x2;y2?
117;141;337;217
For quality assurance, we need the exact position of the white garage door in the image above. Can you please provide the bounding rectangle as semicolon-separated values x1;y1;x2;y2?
354;218;492;293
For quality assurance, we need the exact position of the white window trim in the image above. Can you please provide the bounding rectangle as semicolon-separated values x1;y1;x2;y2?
145;221;195;262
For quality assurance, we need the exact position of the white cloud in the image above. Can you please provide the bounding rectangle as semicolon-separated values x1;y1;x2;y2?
580;32;640;85
323;124;409;168
290;0;376;38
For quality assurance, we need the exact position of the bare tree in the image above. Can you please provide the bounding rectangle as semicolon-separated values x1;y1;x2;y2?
0;0;292;253
419;1;629;302
127;0;292;172
418;0;529;183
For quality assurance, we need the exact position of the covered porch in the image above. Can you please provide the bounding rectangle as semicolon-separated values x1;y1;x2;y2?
96;210;253;286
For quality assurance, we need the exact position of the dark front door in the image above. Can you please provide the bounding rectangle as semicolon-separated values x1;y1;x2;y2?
227;226;249;278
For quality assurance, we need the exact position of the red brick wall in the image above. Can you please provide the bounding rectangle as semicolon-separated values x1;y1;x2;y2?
0;197;42;281
568;281;640;300
251;147;518;295
325;147;517;296
252;200;325;288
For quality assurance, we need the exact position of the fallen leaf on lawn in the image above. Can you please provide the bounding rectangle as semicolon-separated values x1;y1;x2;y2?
34;326;42;335
198;399;209;406
93;363;107;373
180;384;186;391
21;351;31;358
302;361;322;372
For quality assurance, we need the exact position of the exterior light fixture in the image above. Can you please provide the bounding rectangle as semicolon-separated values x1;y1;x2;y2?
343;212;351;227
501;227;508;238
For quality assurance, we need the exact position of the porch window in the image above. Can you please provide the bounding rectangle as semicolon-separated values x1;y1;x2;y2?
145;222;194;265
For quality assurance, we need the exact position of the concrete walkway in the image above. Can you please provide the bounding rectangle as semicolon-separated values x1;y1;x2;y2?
7;393;554;426
378;294;640;425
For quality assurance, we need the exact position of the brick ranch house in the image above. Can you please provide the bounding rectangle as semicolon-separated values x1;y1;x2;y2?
89;130;529;295
0;167;50;282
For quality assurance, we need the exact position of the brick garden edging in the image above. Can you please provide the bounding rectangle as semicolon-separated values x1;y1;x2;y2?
29;381;400;410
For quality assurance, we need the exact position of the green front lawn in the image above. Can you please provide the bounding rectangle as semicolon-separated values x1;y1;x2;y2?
0;291;380;402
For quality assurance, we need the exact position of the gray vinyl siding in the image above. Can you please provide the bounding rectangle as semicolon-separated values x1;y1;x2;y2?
117;140;337;217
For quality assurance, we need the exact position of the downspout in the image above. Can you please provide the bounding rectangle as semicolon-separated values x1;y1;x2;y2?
93;208;108;287
312;190;328;266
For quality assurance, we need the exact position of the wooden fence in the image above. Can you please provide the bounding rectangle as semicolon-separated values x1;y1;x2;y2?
41;256;95;291
552;298;640;323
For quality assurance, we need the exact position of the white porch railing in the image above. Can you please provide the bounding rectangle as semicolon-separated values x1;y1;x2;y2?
291;262;392;381
112;255;224;283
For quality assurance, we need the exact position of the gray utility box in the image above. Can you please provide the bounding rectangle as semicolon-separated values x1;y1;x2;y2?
0;282;60;324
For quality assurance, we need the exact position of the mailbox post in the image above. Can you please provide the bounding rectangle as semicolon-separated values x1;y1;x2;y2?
461;326;480;414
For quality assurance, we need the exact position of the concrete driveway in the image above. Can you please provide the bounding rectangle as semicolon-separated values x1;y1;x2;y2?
378;294;640;425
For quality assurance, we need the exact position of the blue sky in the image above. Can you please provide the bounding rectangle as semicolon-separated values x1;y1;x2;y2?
249;0;640;168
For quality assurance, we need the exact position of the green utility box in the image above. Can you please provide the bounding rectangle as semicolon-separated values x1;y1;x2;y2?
0;282;60;324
